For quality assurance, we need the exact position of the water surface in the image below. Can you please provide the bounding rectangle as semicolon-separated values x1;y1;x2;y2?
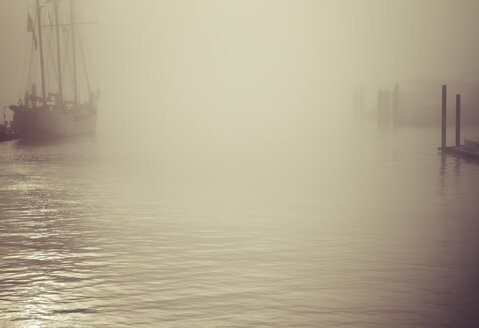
1;126;479;327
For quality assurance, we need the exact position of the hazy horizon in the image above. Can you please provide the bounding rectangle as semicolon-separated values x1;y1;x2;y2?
1;0;479;147
2;2;479;327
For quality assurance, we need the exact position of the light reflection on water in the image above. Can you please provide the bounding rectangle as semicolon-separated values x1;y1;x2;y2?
1;126;479;327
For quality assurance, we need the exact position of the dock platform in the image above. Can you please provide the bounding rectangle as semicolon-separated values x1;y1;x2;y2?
438;85;479;163
441;145;479;162
440;139;479;162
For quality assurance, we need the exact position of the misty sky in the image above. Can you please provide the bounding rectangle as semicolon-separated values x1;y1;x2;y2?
1;0;479;143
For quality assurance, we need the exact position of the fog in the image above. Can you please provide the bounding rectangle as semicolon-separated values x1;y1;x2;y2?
2;2;479;327
1;0;479;187
2;0;479;153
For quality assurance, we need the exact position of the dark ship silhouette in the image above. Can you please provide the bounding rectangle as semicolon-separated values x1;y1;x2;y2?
9;0;99;138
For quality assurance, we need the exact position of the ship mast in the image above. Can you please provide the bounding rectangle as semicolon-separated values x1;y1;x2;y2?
54;0;63;104
36;0;46;105
70;0;78;107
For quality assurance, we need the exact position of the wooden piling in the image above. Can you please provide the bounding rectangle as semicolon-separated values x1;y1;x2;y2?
393;83;399;127
456;94;461;146
377;89;382;128
377;88;390;129
439;91;479;163
441;85;447;150
384;89;390;128
353;86;358;121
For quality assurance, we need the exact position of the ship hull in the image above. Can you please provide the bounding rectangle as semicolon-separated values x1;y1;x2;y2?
10;105;97;139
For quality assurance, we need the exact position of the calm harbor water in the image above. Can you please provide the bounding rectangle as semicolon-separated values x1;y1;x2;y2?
1;125;479;327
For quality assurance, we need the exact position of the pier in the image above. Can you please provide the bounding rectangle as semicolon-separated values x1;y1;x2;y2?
439;85;479;162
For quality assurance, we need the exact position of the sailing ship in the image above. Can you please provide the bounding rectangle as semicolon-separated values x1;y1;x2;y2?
9;0;99;138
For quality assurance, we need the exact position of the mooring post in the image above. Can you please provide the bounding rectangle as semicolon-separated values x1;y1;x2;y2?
377;89;382;128
384;89;390;129
456;94;461;147
441;85;447;150
393;83;399;127
353;86;358;121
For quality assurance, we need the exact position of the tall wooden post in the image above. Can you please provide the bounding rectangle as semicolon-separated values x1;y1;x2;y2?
384;89;390;128
359;84;364;119
393;83;399;127
377;89;382;128
353;86;358;121
456;94;461;147
441;85;447;150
